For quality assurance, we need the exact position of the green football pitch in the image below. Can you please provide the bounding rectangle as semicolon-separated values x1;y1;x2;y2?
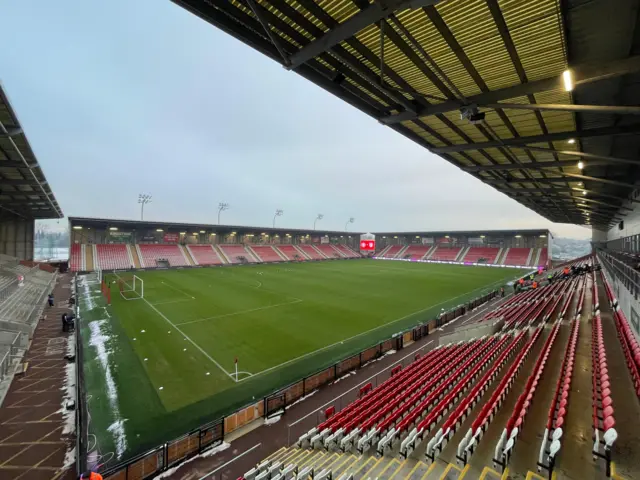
78;259;527;461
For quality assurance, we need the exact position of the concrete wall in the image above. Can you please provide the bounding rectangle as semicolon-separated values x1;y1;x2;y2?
439;319;502;344
600;257;640;342
0;219;34;261
602;189;640;242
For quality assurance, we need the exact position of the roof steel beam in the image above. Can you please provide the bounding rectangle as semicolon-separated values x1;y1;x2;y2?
466;159;609;172
486;103;640;115
497;186;640;204
486;174;637;189
431;124;640;154
0;179;45;187
286;0;442;70
380;55;640;124
516;146;640;166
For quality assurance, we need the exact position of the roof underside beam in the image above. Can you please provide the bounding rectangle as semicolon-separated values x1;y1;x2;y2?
286;0;442;70
486;103;640;115
380;55;640;124
465;159;612;172
431;124;640;154
487;174;637;189
496;186;639;204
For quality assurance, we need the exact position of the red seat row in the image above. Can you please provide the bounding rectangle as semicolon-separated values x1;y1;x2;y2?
493;321;562;470
422;331;528;461
591;309;617;470
538;318;580;476
456;327;543;465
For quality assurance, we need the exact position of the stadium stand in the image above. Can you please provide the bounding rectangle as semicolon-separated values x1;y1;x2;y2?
380;245;403;258
70;244;84;272
297;244;324;260
316;244;342;259
251;245;285;263
186;245;224;265
218;244;257;264
138;244;189;268
401;245;431;260
461;247;500;264
538;248;549;267
334;244;359;258
429;246;462;261
95;244;133;270
275;245;305;261
503;248;532;266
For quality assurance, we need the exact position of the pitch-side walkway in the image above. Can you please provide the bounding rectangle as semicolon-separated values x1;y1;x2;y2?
0;273;76;480
159;294;512;480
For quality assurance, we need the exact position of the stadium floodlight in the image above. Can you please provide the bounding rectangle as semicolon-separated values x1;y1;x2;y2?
314;214;324;230
138;194;152;220
345;217;355;231
273;209;284;228
577;161;585;170
562;70;574;92
218;202;229;224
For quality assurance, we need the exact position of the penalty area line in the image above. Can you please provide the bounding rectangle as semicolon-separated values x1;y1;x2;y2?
113;272;237;382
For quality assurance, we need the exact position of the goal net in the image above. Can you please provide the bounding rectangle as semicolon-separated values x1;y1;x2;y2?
118;275;144;300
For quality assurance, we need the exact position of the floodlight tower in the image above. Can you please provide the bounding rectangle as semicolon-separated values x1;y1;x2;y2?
314;214;324;230
345;217;355;231
138;194;152;221
218;202;229;224
273;209;284;228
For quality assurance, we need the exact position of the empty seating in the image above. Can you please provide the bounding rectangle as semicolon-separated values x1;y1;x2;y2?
276;245;305;261
401;245;430;260
591;310;617;473
493;322;561;470
538;318;580;477
138;244;188;267
462;247;499;264
187;245;223;265
252;246;284;263
334;244;360;258
430;246;461;261
381;245;403;258
219;244;256;263
503;248;532;266
456;327;543;466
70;244;83;272
316;245;342;259
298;245;324;260
95;244;133;270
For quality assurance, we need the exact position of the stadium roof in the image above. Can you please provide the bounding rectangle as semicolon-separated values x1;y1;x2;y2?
0;84;63;220
374;228;551;238
172;0;640;231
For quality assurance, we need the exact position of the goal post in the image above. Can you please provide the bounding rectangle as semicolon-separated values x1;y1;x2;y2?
119;274;144;300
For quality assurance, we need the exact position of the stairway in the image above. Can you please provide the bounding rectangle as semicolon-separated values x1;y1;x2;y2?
394;245;409;259
376;245;391;257
214;245;230;264
294;245;311;259
493;247;503;264
312;245;329;259
497;247;509;265
530;248;541;266
83;245;90;271
525;248;534;266
427;245;439;259
272;245;288;261
181;245;195;265
127;244;141;268
423;245;437;259
135;244;145;268
245;245;261;262
330;245;347;258
92;244;99;269
456;245;470;262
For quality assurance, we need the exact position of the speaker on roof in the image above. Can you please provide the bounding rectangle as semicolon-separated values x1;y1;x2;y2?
619;221;624;230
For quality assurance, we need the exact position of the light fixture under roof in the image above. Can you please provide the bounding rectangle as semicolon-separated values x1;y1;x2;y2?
563;70;574;91
578;161;585;170
568;138;576;144
583;190;587;195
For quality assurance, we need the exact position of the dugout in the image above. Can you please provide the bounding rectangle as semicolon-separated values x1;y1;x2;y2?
0;85;63;260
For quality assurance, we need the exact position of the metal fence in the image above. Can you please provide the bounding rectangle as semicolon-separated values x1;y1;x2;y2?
599;250;640;300
0;331;25;381
94;288;498;480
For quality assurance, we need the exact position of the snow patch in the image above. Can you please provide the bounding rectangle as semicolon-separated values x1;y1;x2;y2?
63;446;76;468
154;442;231;480
89;319;127;459
361;349;397;368
330;371;357;385
60;362;76;435
285;389;318;410
265;415;282;426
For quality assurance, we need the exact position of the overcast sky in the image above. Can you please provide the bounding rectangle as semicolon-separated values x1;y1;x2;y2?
2;0;590;239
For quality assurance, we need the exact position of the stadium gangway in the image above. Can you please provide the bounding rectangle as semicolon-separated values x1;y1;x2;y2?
601;270;640;400
421;331;527;463
349;339;489;454
591;310;617;476
392;334;512;458
493;321;562;472
300;342;464;448
502;282;564;331
455;327;543;466
537;318;580;479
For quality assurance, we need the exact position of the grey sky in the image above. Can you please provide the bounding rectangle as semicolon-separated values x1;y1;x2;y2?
3;0;590;239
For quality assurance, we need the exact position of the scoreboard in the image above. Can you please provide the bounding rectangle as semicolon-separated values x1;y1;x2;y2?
360;239;376;251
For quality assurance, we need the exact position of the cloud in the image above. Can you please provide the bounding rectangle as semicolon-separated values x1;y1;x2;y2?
3;0;590;240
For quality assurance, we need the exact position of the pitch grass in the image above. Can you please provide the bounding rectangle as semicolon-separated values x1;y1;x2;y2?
82;260;527;462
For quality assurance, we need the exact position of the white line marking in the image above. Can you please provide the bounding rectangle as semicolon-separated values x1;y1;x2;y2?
197;443;262;480
288;340;434;427
161;281;193;298
175;299;303;326
151;298;196;306
113;273;237;382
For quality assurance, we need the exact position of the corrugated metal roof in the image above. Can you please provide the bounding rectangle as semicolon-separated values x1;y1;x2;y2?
176;0;640;229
